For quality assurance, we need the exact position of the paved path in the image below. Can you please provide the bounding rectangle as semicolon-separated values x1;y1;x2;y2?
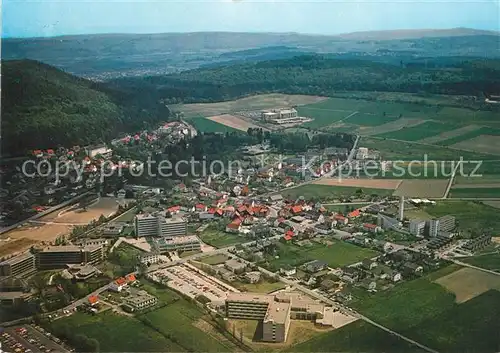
449;259;500;276
442;160;462;199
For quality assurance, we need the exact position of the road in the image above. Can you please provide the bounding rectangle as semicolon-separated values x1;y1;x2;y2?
442;160;462;199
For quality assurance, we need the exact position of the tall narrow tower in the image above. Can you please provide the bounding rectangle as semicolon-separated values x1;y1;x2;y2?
398;196;405;221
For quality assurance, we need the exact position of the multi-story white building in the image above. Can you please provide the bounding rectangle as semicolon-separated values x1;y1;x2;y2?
154;235;200;253
0;252;36;278
124;290;158;312
409;219;426;236
135;214;187;237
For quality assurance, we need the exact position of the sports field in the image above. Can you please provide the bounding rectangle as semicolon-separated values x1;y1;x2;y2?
0;197;119;256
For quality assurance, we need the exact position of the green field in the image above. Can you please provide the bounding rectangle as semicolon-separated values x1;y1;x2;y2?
199;253;231;265
438;127;500;146
454;174;500;185
345;265;500;352
360;137;499;161
344;112;400;126
281;184;394;202
299;109;348;129
199;227;248;248
141;299;234;352
376;121;459;141
50;312;183;352
462;253;500;271
449;187;500;199
186;117;240;133
409;290;500;353
325;203;369;213
287;320;426;353
422;200;500;235
262;241;380;272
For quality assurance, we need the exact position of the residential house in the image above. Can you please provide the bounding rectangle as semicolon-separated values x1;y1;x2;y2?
403;262;423;276
280;267;297;276
362;259;377;270
109;277;128;292
224;259;247;274
226;219;242;233
315;223;334;235
361;280;377;291
88;295;99;306
341;267;360;284
303;260;328;274
244;271;261;284
333;214;349;226
363;223;382;233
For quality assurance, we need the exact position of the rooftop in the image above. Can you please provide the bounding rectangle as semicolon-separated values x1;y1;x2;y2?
156;235;199;245
38;245;101;253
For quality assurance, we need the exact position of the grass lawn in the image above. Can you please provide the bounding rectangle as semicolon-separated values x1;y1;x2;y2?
448;187;500;199
376;121;460;141
325;203;369;213
199;227;248;248
141;299;234;352
49;312;182;352
186;117;240;133
262;241;379;272
360;137;498;161
287;320;426;353
462;253;500;271
281;184;394;202
199;253;231;265
422;201;500;235
111;207;137;222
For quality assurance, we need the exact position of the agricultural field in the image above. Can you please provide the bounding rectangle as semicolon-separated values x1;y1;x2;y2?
311;178;402;190
281;184;394;202
360;137;499;161
198;227;248;248
437;127;500;147
409;290;500;353
347;265;500;352
299;110;348;129
186;117;240;133
448;187;500;199
461;253;500;272
450;134;500;155
422;200;500;235
375;121;460;141
49;312;182;352
454;174;500;185
435;267;500;303
418;124;482;144
172;94;327;118
206;114;263;131
356;118;425;136
287;320;426;353
393;179;449;198
262;241;380;272
342;112;401;126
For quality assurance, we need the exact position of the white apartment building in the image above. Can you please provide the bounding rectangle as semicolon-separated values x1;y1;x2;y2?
409;220;426;236
135;214;187;237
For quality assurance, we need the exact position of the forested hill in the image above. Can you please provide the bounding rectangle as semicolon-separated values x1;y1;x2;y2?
109;55;500;104
1;60;170;156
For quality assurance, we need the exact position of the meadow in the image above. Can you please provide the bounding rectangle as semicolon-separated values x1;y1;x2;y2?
262;241;379;271
438;127;500;146
448;187;500;199
462;253;500;271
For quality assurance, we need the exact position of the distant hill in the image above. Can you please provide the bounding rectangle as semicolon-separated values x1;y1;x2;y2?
1;60;170;156
109;55;500;104
337;27;499;40
3;29;498;79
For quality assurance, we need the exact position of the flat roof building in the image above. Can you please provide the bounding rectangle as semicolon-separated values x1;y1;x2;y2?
135;214;187;237
154;235;200;253
225;291;335;343
123;290;158;312
35;245;104;270
0;252;36;278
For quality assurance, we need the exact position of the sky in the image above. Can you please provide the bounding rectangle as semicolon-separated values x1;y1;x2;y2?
2;0;500;38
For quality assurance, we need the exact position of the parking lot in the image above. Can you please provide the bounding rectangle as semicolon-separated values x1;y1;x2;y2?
149;263;238;303
1;325;69;353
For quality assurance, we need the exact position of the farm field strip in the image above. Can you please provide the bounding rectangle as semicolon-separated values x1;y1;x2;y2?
393;179;449;198
452;183;500;189
356;118;425;136
186;116;239;133
450;134;500;156
312;178;402;190
448;187;500;199
375;121;461;141
437;127;500;146
206;114;264;131
418;124;482;144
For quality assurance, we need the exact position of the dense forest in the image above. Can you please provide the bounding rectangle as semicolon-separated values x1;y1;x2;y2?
110;55;500;104
1;60;170;156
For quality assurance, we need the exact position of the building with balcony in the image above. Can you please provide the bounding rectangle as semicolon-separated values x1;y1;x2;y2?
0;252;36;278
35;245;103;270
